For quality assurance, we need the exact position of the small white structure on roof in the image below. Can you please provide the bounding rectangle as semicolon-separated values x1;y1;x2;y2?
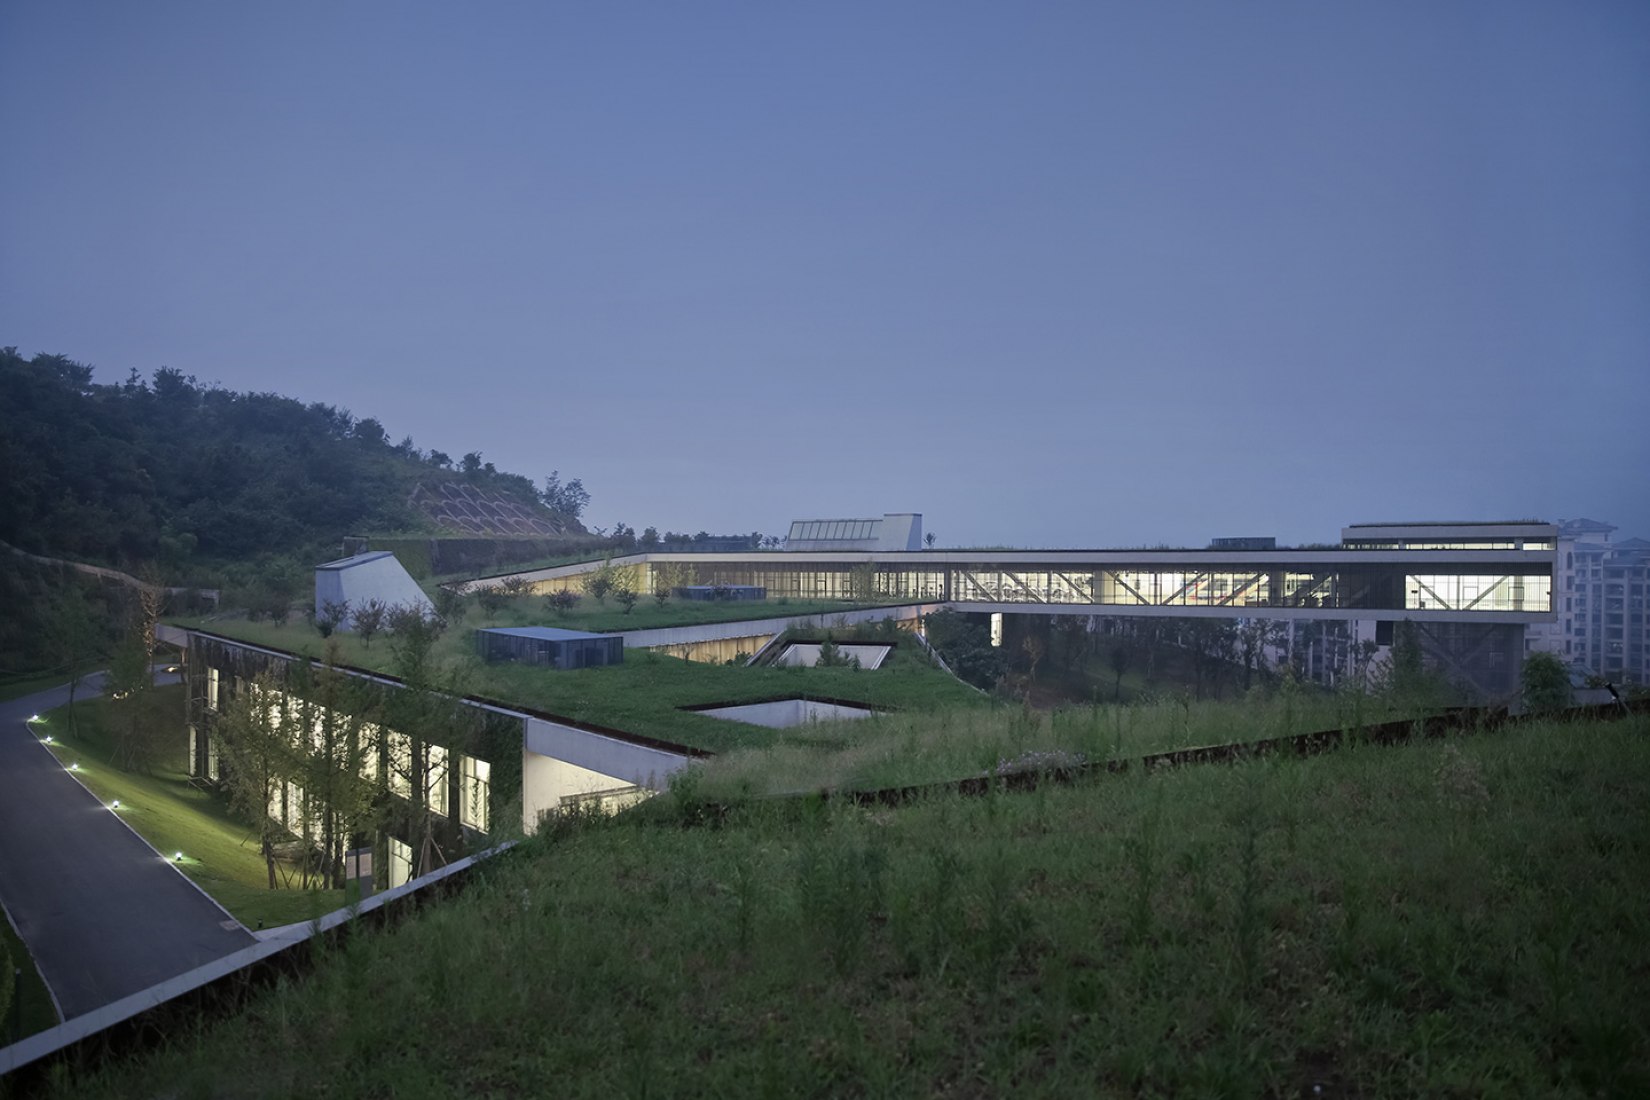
314;551;434;628
784;513;922;551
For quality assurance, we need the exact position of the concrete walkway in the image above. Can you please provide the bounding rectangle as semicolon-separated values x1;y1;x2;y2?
0;677;255;1019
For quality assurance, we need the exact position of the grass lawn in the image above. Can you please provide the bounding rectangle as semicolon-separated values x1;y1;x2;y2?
465;593;908;635
35;690;345;930
1;908;59;1043
0;670;72;704
176;614;985;754
64;710;1650;1097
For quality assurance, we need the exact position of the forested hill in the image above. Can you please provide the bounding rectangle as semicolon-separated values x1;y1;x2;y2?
0;348;577;572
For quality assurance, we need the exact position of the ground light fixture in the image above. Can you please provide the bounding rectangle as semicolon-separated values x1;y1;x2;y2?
174;852;184;862
29;714;41;722
110;800;121;810
70;762;81;772
43;735;54;744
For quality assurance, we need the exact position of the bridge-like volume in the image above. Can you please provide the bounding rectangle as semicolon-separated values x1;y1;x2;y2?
471;520;1555;701
477;520;1555;623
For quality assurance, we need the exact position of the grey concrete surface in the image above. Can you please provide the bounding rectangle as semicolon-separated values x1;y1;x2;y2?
0;677;255;1019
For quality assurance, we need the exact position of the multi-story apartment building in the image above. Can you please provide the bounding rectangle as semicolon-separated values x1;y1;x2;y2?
1527;518;1650;687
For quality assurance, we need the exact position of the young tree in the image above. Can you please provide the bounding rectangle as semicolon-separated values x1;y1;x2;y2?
351;598;387;647
1521;652;1572;713
289;648;382;889
583;559;618;605
651;561;694;606
849;562;878;603
1108;642;1131;702
44;583;99;737
545;590;579;617
475;583;508;614
382;613;469;879
217;669;296;889
433;585;468;625
106;584;166;772
317;599;350;638
1235;619;1285;692
498;575;535;599
1379;619;1448;711
614;586;638;614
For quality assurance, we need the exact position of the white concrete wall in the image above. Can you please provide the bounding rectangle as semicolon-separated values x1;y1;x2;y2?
775;643;892;669
521;715;692;831
698;698;877;728
315;553;434;626
616;603;936;650
521;750;633;832
876;513;923;551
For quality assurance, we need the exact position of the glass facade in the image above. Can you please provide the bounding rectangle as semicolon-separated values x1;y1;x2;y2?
1345;538;1555;551
1406;574;1553;613
494;546;1554;620
788;519;878;542
656;560;1551;614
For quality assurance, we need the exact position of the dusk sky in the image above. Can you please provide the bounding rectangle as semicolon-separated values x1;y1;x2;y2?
4;2;1646;549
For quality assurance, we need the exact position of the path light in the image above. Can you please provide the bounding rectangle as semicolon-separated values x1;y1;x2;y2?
28;714;41;722
70;762;81;772
43;735;54;744
174;852;184;862
111;800;121;810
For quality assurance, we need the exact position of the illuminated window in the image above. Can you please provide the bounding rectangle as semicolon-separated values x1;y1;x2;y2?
206;667;220;711
388;837;412;888
460;755;491;832
428;744;449;817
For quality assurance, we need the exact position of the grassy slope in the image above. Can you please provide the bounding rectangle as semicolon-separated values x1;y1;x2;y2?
35;690;345;929
1;908;58;1041
690;690;1416;797
0;671;72;704
69;712;1650;1098
172;607;983;754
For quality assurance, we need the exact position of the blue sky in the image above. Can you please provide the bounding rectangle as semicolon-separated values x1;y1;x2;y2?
4;2;1647;547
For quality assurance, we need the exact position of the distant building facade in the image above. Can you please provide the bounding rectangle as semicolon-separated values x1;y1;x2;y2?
1526;519;1650;687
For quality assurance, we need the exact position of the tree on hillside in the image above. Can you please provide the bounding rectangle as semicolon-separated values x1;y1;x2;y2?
44;582;99;736
106;583;166;772
540;471;589;519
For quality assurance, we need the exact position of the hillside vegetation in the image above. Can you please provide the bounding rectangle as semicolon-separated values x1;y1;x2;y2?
0;346;580;681
0;347;575;571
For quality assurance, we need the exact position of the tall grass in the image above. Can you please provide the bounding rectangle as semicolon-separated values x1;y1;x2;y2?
690;690;1419;796
62;712;1650;1097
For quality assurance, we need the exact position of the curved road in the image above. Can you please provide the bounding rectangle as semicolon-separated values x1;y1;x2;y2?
0;677;255;1019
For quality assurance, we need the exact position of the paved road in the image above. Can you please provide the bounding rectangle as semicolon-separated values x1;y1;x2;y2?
0;677;256;1019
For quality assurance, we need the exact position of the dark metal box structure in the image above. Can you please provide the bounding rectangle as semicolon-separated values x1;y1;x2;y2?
474;626;623;669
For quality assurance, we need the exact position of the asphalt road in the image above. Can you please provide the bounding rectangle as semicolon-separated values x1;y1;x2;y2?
0;676;255;1019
